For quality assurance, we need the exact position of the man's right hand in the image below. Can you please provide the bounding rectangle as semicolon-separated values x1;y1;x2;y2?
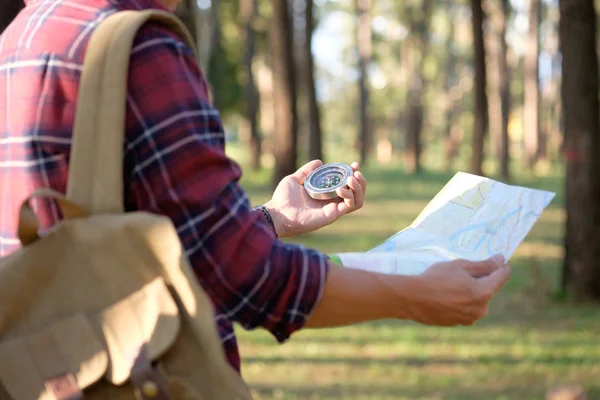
403;255;511;326
306;254;510;330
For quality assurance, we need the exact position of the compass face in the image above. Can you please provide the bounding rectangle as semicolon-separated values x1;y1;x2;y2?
314;171;342;189
304;163;353;200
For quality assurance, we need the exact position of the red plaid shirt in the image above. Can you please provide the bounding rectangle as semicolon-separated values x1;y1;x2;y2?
0;0;328;372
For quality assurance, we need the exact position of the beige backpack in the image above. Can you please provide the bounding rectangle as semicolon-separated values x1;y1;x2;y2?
0;9;254;400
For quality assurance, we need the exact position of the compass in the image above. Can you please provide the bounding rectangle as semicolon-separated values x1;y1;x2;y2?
304;163;353;200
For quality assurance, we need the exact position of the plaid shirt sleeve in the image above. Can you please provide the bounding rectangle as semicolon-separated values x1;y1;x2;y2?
123;24;329;342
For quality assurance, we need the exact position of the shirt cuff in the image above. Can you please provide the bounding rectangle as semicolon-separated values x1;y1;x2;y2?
267;242;330;344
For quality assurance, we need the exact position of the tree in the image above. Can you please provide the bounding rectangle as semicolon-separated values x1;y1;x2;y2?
240;0;262;170
498;0;511;181
442;4;462;172
403;0;434;175
181;0;241;115
559;0;600;300
206;0;226;111
356;0;372;166
206;1;242;115
523;0;541;170
175;0;198;47
0;0;24;34
470;0;488;176
270;0;299;187
487;0;512;180
305;0;324;162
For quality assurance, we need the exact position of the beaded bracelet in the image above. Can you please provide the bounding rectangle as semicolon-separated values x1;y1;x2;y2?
253;205;278;238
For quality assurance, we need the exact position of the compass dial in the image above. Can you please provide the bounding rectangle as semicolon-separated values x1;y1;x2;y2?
304;163;353;200
315;172;342;189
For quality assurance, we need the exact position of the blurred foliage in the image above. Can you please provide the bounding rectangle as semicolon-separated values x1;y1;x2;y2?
204;0;557;175
207;0;242;116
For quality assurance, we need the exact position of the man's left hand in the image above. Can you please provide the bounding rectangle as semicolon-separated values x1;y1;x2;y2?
264;160;367;238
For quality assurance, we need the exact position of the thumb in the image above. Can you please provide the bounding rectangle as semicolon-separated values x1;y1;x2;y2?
478;262;511;295
292;159;324;183
462;254;505;277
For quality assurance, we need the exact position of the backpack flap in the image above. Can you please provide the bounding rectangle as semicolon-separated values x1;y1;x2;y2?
0;274;182;398
0;313;107;399
1;191;185;397
94;275;180;385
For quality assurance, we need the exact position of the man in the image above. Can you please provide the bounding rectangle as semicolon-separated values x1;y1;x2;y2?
0;0;510;373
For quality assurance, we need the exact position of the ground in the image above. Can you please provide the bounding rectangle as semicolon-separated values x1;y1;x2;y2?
226;145;599;400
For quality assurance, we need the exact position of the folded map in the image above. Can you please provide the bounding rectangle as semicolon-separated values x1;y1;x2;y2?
331;172;555;275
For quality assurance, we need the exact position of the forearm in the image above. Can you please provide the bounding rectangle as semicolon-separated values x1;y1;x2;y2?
305;261;418;328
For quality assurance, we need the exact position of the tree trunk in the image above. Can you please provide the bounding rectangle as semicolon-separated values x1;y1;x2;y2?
356;0;371;166
270;0;298;187
207;0;223;108
0;0;24;34
486;1;502;161
524;0;541;170
404;0;433;175
305;0;323;162
499;0;511;181
485;0;511;181
470;0;488;176
548;70;563;160
291;0;309;159
175;0;198;48
404;90;423;174
443;7;462;172
240;0;262;171
559;0;600;300
403;36;422;174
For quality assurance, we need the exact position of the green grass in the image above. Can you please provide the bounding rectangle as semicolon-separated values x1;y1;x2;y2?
225;144;599;400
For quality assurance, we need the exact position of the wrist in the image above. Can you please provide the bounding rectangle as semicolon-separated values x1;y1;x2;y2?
262;201;288;238
384;274;425;321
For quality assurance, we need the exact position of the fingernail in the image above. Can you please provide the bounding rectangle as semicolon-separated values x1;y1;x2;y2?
491;254;505;264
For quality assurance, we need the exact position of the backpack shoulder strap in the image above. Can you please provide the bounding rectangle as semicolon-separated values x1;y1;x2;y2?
66;10;197;214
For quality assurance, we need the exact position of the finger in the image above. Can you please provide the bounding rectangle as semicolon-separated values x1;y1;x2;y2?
337;188;355;213
336;186;354;201
346;176;364;208
337;200;352;216
354;170;367;192
462;255;504;278
478;262;511;296
292;159;324;183
351;161;359;171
